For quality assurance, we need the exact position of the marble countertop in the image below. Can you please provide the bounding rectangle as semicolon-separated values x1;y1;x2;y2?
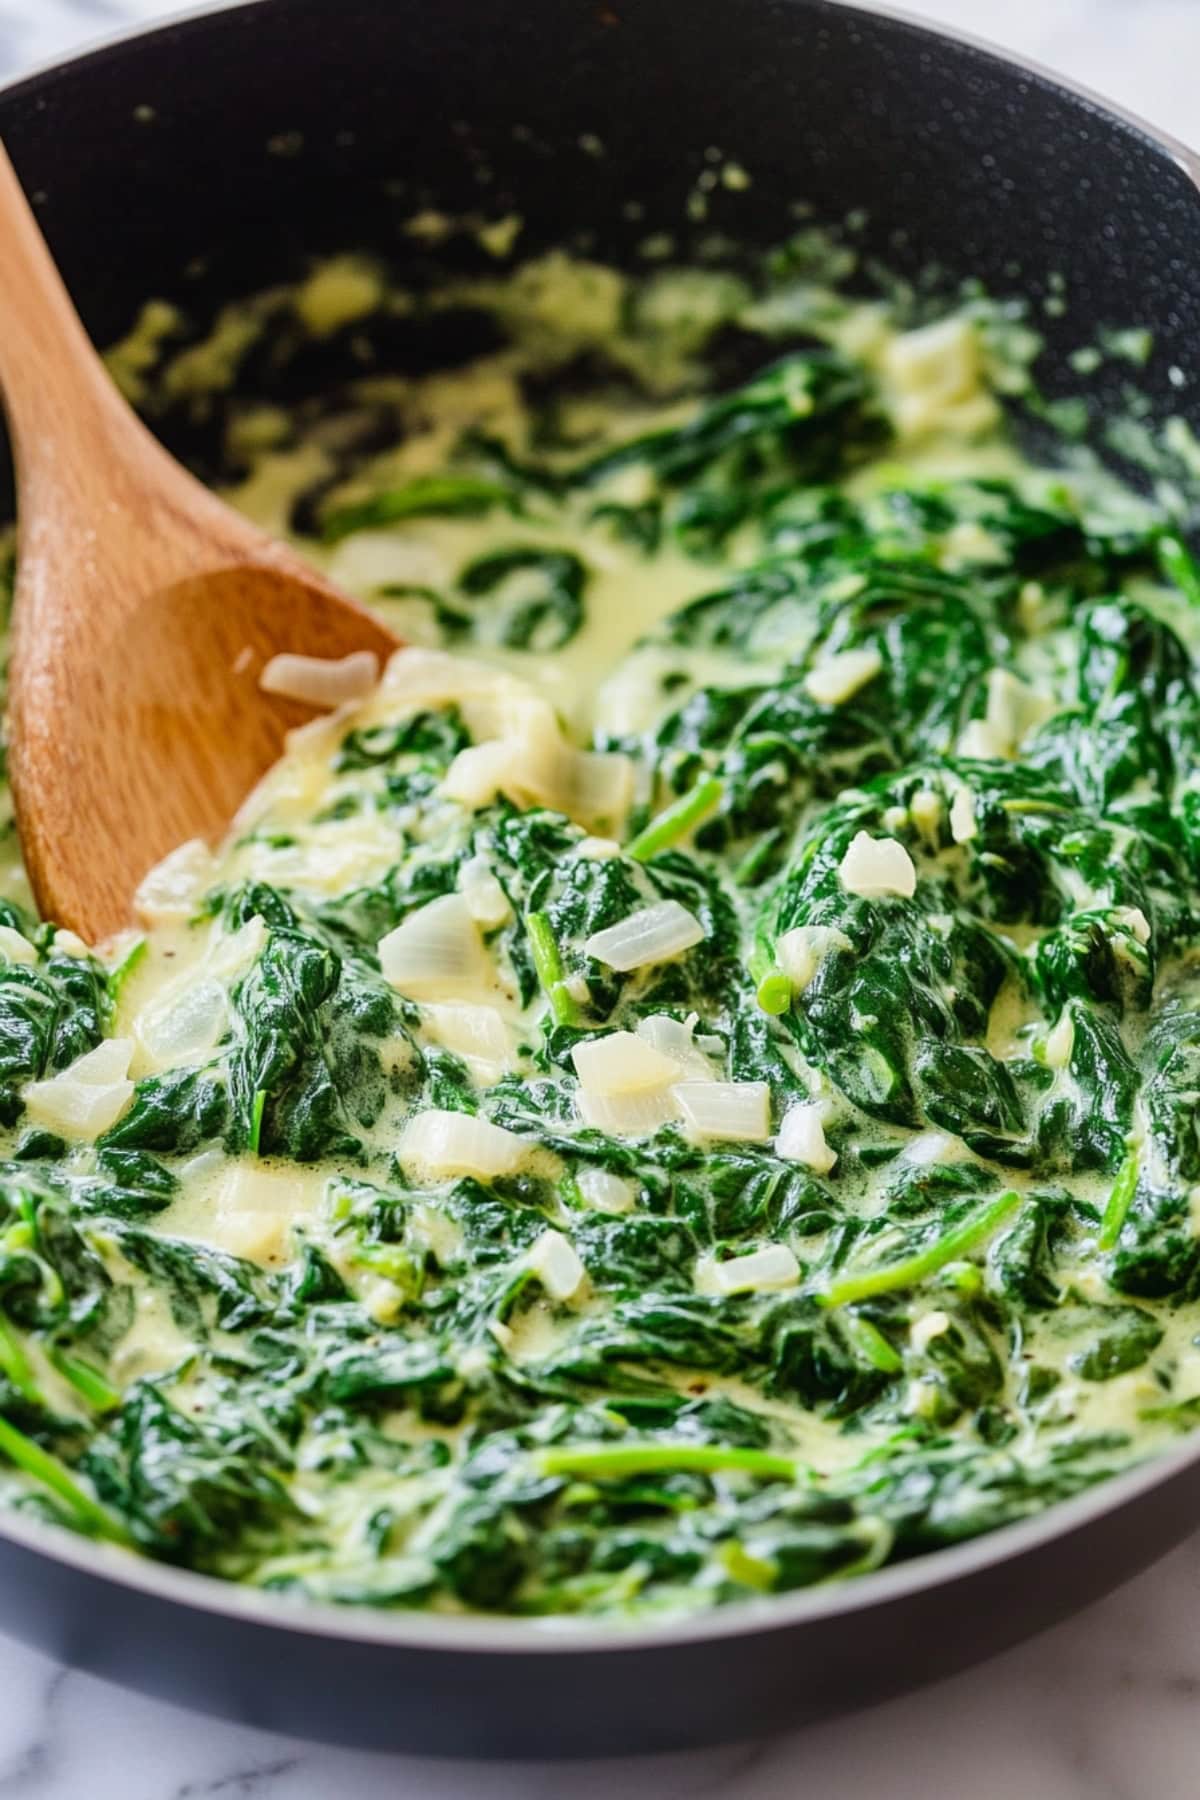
0;1;1196;1794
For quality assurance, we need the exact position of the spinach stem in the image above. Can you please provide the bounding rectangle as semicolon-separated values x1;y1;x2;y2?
537;1441;798;1480
819;1189;1022;1308
1157;533;1200;607
248;1090;267;1156
626;776;723;862
106;935;147;1010
0;1317;41;1405
0;1413;130;1544
840;1311;903;1373
48;1347;121;1413
1098;1151;1139;1252
526;911;581;1028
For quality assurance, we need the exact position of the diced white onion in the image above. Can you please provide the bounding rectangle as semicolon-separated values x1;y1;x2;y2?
941;521;1004;566
949;784;978;844
696;1244;800;1296
135;979;230;1071
442;740;518;810
456;855;511;928
880;316;987;440
207;915;269;980
527;1228;586;1301
576;1086;680;1137
23;1037;136;1141
571;1031;681;1096
957;718;1007;761
903;1131;958;1167
584;900;704;972
909;789;942;846
838;832;917;899
421;1002;514;1082
0;926;35;967
63;1038;134;1084
259;649;379;709
1113;905;1151;945
134;838;218;927
672;1081;771;1143
398;1109;530;1181
775;1100;837;1173
442;690;634;832
959;667;1057;762
775;924;852;993
378;894;495;1000
1043;1011;1074;1070
910;1309;951;1352
576;1167;636;1213
380;647;510;713
211;1161;319;1264
803;646;882;707
635;1012;716;1081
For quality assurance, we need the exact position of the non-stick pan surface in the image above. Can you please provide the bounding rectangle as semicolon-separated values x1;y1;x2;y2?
0;0;1199;1756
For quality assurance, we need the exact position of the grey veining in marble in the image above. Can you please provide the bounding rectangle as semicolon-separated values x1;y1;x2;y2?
0;1;1197;1794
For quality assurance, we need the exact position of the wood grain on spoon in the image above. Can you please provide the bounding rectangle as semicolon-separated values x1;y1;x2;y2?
0;142;399;944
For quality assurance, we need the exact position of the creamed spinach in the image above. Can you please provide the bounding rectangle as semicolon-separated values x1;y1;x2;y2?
0;235;1197;1618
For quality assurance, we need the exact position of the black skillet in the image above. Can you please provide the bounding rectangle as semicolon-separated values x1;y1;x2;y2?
0;0;1198;1756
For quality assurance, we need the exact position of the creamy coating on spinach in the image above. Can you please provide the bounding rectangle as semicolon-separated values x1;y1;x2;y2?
0;236;1198;1617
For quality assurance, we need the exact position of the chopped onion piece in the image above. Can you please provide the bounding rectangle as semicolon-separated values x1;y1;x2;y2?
909;789;942;845
398;1109;530;1181
0;926;35;967
576;1167;636;1214
577;1086;680;1137
672;1081;771;1143
910;1309;952;1352
903;1131;958;1167
259;649;379;708
696;1244;800;1296
527;1228;586;1301
442;740;518;810
211;1162;322;1265
776;1101;837;1173
64;1038;134;1084
838;832;917;899
23;1037;136;1141
635;1012;716;1081
380;647;511;714
572;1031;681;1096
442;691;634;832
421;1002;514;1082
457;855;511;927
959;668;1058;762
949;784;978;844
803;646;882;707
776;924;853;993
1113;905;1151;945
584;900;704;972
208;915;269;980
134;838;217;926
136;979;230;1071
1043;1012;1074;1070
378;894;494;1000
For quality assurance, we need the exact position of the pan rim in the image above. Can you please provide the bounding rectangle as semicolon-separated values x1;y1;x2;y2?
0;0;1197;1660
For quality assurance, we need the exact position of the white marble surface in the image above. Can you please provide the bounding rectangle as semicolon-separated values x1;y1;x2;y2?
0;0;1198;1793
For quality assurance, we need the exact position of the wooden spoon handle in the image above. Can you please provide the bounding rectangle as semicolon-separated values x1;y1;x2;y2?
0;143;139;500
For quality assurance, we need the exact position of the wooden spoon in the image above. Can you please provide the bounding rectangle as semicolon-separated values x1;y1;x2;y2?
0;142;399;944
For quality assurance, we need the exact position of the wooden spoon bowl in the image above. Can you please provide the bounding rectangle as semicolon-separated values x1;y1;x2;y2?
0;142;398;944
